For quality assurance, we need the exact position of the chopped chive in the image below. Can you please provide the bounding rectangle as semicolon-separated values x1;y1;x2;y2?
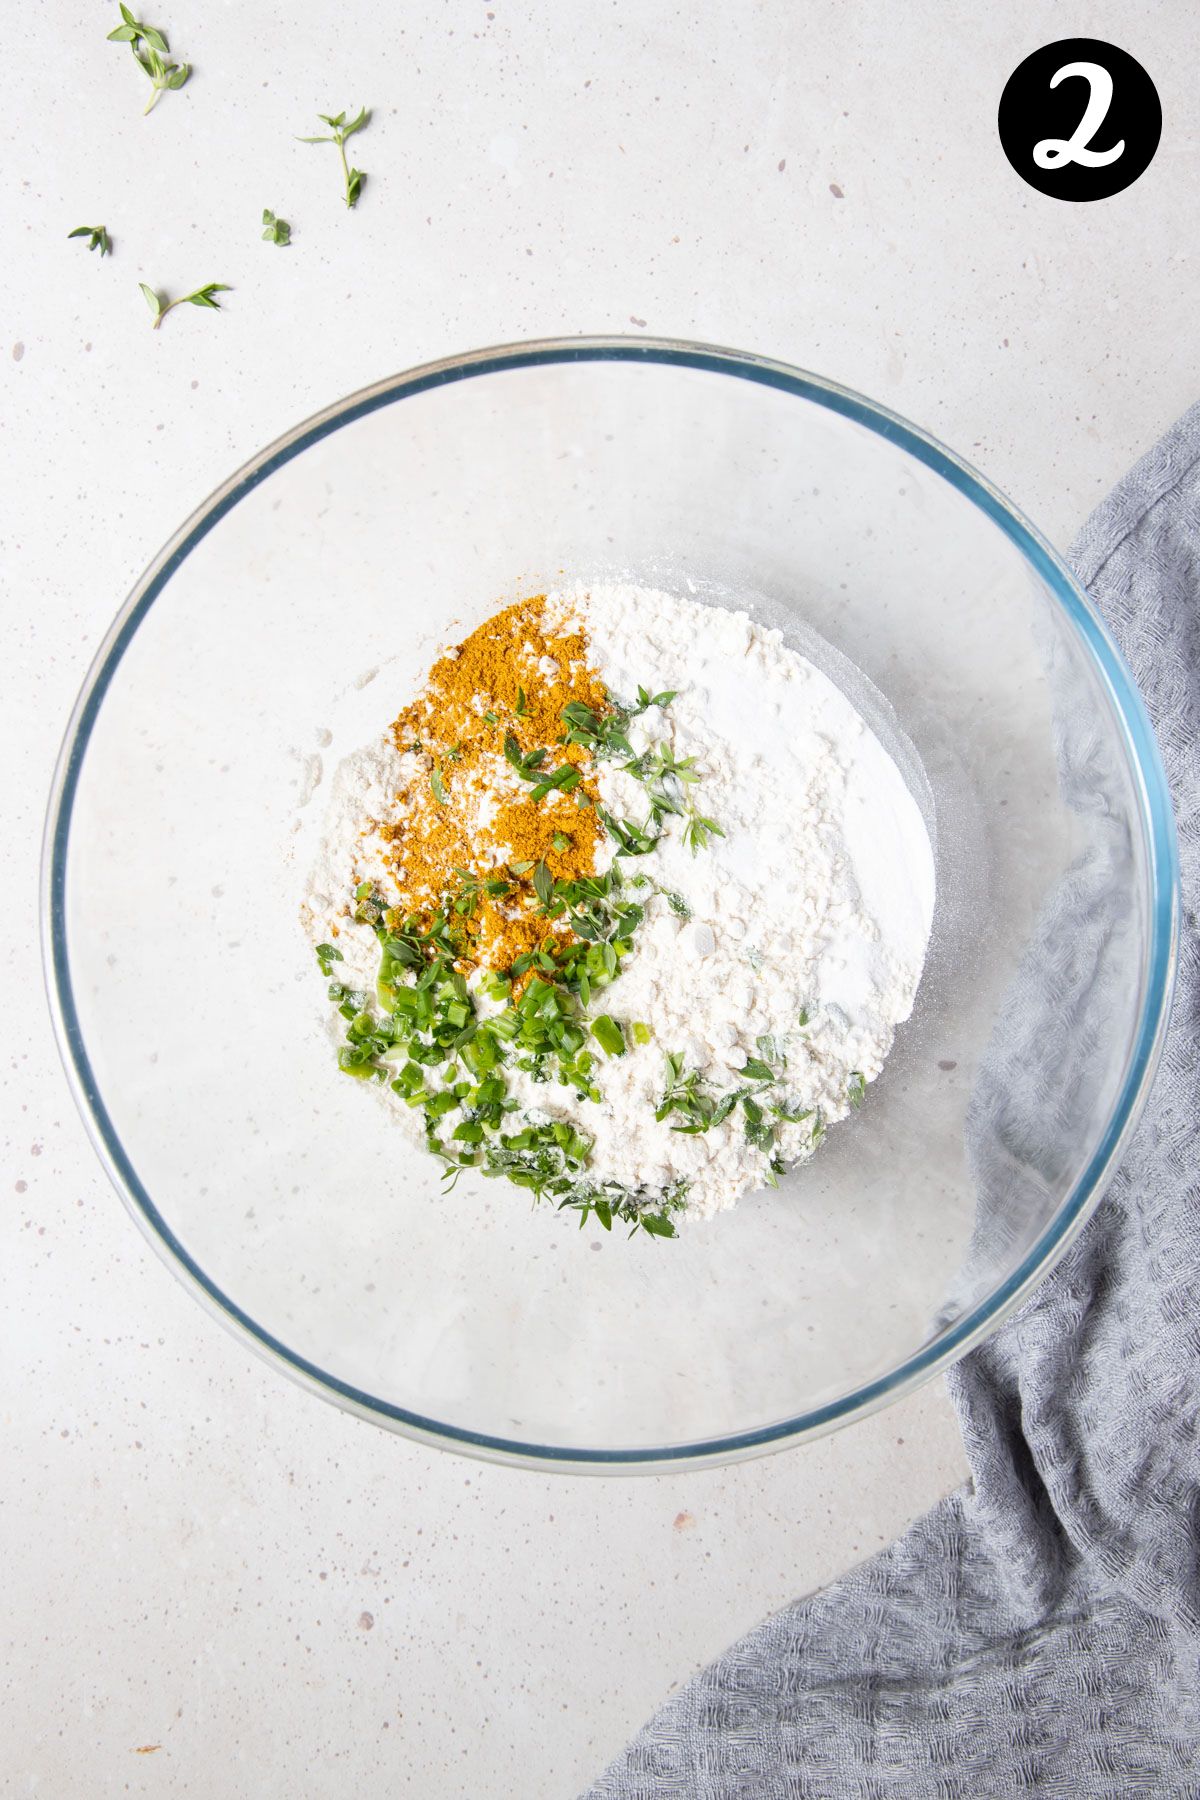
590;1014;625;1057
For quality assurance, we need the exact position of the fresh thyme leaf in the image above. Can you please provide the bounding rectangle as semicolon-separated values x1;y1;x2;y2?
638;1212;676;1238
630;685;677;713
590;1014;625;1057
627;743;699;786
740;1057;775;1083
68;224;112;256
299;107;371;208
657;1056;738;1132
560;701;600;735
771;1098;813;1124
598;808;660;857
664;889;690;919
847;1070;866;1108
107;3;168;51
139;280;230;328
509;858;535;876
560;691;649;760
483;710;498;726
430;765;448;805
515;686;526;716
631;1021;651;1046
261;208;291;246
552;831;571;854
741;1094;775;1153
504;733;549;780
682;813;724;855
532;859;554;908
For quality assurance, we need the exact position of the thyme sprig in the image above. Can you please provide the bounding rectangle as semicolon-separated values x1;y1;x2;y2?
68;225;112;255
560;685;674;759
139;280;230;328
575;688;723;858
656;1043;825;1182
299;108;370;208
107;7;190;113
499;685;721;854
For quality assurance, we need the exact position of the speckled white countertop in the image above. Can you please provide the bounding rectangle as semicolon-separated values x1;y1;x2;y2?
4;3;1197;1794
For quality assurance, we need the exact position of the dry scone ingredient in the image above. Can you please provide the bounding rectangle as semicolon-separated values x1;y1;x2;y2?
302;583;936;1236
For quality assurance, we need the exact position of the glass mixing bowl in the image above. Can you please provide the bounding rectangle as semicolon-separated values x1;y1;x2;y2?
43;339;1178;1471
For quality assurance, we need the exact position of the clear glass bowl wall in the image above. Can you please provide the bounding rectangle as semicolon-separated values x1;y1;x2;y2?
46;345;1177;1469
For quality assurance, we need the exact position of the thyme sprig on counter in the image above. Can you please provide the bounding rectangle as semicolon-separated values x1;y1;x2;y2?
68;224;112;255
107;6;190;113
261;209;291;246
299;108;371;209
139;280;230;327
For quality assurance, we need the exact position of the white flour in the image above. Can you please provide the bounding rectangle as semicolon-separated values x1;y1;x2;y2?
303;584;935;1221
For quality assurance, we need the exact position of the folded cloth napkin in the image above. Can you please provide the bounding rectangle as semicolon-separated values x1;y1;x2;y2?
585;404;1200;1800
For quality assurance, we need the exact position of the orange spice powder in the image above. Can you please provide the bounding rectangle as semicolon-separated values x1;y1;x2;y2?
377;595;611;975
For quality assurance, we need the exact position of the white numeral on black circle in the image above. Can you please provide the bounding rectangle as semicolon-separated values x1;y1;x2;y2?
1033;61;1125;169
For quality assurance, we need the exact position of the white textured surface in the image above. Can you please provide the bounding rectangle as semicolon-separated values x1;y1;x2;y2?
4;1;1197;1793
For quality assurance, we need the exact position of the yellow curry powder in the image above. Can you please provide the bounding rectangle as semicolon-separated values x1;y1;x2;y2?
379;596;611;975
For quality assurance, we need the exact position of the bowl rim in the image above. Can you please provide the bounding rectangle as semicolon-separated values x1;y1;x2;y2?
41;335;1181;1473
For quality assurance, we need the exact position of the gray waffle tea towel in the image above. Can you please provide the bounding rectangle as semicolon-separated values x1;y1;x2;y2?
584;402;1200;1800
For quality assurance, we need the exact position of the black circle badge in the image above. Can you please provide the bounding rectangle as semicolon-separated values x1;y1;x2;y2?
998;39;1161;201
